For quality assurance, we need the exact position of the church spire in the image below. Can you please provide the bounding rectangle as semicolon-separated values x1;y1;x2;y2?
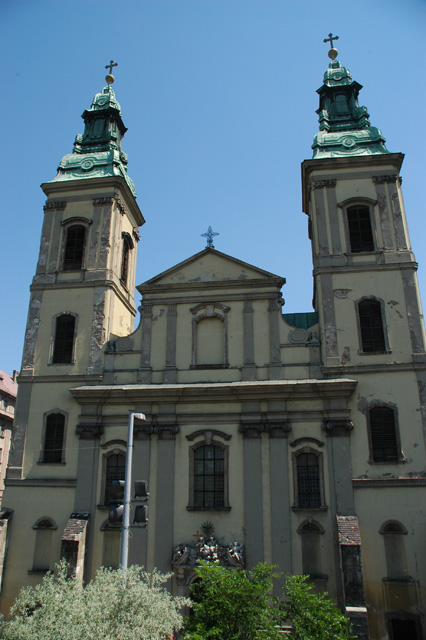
51;61;137;197
312;36;389;158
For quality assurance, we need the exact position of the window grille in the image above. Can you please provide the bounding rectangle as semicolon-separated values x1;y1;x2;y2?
53;314;76;363
369;407;398;462
63;225;85;270
43;413;65;463
358;299;386;353
347;206;374;253
194;445;225;509
297;453;321;508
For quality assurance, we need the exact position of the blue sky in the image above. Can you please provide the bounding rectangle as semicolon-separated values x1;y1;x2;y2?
1;0;425;375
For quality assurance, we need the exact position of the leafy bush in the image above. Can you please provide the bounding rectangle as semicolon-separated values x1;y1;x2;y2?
184;562;283;640
1;560;189;640
282;574;354;640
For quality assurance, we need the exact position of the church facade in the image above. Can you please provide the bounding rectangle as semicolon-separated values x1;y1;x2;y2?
1;48;425;640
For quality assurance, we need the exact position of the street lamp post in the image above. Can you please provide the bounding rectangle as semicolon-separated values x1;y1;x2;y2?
120;411;146;570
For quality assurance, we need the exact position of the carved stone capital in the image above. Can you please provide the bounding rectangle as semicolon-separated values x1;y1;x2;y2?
153;425;179;440
44;200;67;211
323;420;353;436
239;423;264;439
265;422;291;438
372;175;398;184
93;197;114;206
134;424;154;441
312;179;336;190
75;424;104;440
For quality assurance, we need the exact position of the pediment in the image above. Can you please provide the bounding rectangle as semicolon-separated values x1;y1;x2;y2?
137;248;284;292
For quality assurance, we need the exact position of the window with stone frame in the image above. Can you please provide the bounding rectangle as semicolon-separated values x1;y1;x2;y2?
120;233;133;287
368;405;400;463
63;224;86;271
52;313;76;364
187;430;231;511
347;205;374;253
31;517;57;572
380;521;410;581
193;444;225;508
295;450;322;508
357;298;386;353
43;413;65;463
298;520;325;579
105;452;126;505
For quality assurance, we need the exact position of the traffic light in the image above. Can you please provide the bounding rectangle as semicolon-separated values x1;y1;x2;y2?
134;480;149;499
108;480;125;523
133;504;148;524
133;480;149;526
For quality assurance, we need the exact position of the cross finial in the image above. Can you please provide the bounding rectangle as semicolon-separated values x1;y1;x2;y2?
105;60;118;85
105;59;118;75
323;33;339;61
201;226;219;248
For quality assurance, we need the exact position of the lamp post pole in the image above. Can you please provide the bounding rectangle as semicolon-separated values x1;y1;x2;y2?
120;411;146;570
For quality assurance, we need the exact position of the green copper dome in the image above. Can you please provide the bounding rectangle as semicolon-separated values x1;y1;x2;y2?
51;84;137;197
312;59;389;159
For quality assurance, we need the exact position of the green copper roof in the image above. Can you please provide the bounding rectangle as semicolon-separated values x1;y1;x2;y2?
50;84;137;197
312;59;389;159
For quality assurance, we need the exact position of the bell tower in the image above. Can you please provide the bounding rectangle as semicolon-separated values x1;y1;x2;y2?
8;65;144;481
302;40;425;371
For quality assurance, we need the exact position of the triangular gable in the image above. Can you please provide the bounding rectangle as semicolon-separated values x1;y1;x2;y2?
137;248;285;291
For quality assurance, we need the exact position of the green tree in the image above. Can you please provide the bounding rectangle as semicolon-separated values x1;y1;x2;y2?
1;560;189;640
282;574;354;640
184;562;283;640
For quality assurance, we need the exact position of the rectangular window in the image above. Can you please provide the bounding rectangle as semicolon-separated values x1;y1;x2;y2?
194;445;225;508
358;299;386;353
347;206;374;253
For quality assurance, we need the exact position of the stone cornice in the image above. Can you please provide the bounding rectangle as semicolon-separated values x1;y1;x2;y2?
5;478;77;488
313;260;418;277
323;360;426;376
70;378;357;405
352;477;426;488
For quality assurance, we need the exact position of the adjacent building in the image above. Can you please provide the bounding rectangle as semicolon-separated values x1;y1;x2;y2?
1;46;425;640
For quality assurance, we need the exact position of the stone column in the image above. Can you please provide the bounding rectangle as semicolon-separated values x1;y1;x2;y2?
163;304;177;384
154;426;178;576
240;423;264;568
128;426;152;568
268;423;291;592
242;300;256;381
74;422;103;584
138;303;153;383
268;298;283;380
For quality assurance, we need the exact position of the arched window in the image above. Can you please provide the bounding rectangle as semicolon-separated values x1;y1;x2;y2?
298;520;325;578
368;405;400;463
294;450;322;508
105;453;126;505
43;413;65;463
380;521;409;580
31;517;57;572
53;313;76;364
63;225;86;270
357;298;386;353
120;234;133;287
347;205;374;253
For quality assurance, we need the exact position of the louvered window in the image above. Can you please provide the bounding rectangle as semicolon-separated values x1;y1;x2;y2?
43;413;65;463
358;299;386;353
297;453;321;508
105;454;126;505
194;445;225;509
53;314;75;363
347;206;374;253
63;225;86;270
369;407;398;462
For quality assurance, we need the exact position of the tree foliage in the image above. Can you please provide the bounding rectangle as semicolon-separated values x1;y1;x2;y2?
1;560;189;640
282;574;354;640
183;562;283;640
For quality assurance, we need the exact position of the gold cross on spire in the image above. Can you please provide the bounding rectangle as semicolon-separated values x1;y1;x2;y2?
105;59;118;75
